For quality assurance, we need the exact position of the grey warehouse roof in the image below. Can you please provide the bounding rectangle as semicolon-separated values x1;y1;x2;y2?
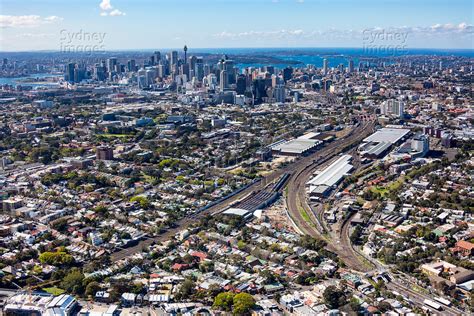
363;128;410;144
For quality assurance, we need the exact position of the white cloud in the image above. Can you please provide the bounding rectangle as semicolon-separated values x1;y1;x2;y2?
214;22;473;42
99;0;126;16
215;29;307;40
109;9;126;16
16;33;55;39
44;16;63;22
0;15;63;28
99;0;113;10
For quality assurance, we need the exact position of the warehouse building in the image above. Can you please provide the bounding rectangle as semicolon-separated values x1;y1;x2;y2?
270;132;322;157
359;127;411;159
307;155;354;197
360;141;392;159
4;293;78;316
363;127;410;145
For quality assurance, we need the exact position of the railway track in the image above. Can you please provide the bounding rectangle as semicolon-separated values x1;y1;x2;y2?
111;121;372;262
285;119;376;270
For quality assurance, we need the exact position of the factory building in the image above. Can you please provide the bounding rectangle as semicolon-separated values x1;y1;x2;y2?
270;132;323;157
307;155;354;197
359;127;411;159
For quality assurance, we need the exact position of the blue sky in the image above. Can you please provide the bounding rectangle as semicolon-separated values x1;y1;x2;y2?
0;0;473;51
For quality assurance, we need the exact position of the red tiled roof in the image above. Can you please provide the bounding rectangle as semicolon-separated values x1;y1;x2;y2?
456;240;474;251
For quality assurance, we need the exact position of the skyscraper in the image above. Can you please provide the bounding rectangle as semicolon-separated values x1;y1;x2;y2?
170;51;178;66
107;57;117;73
236;75;247;95
180;63;190;79
282;67;293;82
380;100;405;118
65;63;75;83
323;58;328;75
154;51;161;64
274;85;286;103
127;59;136;72
194;57;204;81
94;63;106;81
348;59;354;73
183;45;188;64
220;70;228;90
189;56;197;71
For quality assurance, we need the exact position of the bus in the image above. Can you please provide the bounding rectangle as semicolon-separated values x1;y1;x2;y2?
424;299;442;311
433;297;451;307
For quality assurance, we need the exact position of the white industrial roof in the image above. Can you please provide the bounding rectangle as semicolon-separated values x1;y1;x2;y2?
307;155;353;188
363;128;410;144
272;139;321;154
297;132;320;140
223;208;251;217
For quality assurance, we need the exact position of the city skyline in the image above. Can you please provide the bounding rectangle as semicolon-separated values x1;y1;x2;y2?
1;0;473;51
0;1;473;315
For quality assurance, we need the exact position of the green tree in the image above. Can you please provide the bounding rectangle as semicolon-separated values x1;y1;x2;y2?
175;279;195;300
233;292;255;315
323;285;347;309
39;251;74;266
85;281;100;297
237;240;246;250
60;269;84;295
130;195;150;209
213;291;235;311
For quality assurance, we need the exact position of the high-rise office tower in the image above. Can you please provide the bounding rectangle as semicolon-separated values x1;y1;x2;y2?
271;74;284;88
189;56;197;71
323;58;328;75
157;64;165;78
220;70;228;90
127;59;136;72
73;65;85;83
194;57;204;81
114;62;122;74
65;63;75;82
348;59;354;73
170;51;178;66
274;85;286;103
236;75;247;95
180;64;190;79
94;63;106;81
282;67;293;82
107;57;117;73
222;58;236;85
154;51;161;63
146;69;156;86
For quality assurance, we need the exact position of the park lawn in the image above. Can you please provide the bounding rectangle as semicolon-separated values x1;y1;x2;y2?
370;186;388;196
228;166;244;175
387;177;405;192
43;287;65;295
372;177;406;196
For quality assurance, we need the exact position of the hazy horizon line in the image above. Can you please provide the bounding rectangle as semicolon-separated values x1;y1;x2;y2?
1;46;473;54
